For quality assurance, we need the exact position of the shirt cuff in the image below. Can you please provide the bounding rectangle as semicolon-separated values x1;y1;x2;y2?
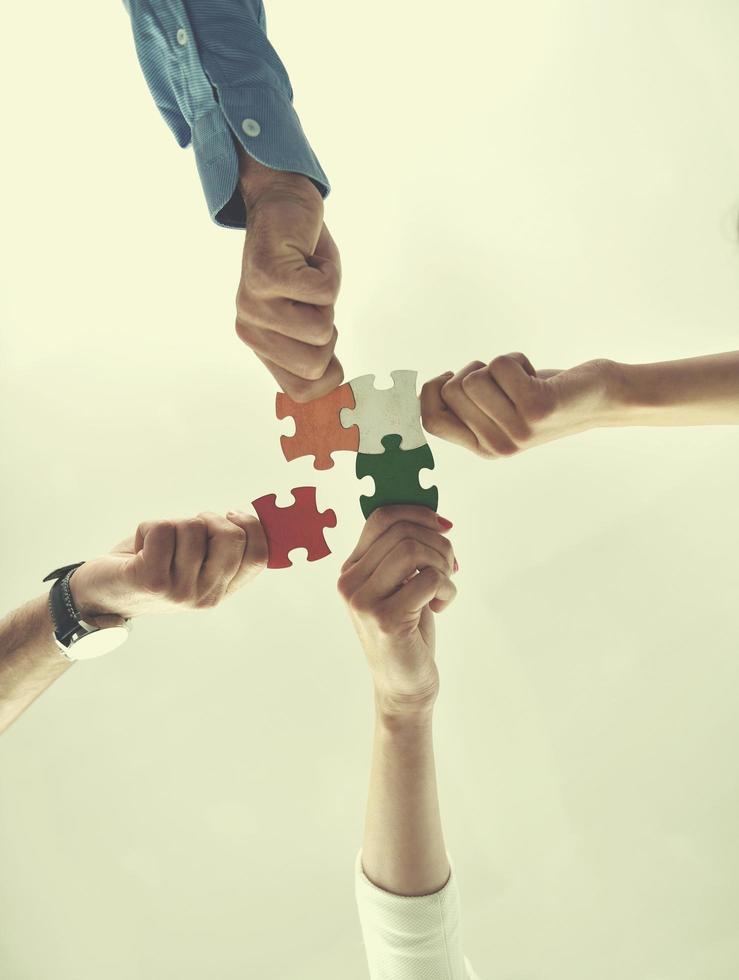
191;84;331;229
354;848;470;979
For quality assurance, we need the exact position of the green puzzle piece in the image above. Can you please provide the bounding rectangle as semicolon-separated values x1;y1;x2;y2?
356;434;439;519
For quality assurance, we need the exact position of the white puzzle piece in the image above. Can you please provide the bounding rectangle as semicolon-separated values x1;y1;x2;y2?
340;370;426;454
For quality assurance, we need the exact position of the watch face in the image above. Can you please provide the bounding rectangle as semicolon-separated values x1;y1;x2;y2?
67;624;130;661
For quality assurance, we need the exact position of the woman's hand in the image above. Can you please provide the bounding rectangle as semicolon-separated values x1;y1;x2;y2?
338;506;458;719
421;353;617;458
68;511;268;622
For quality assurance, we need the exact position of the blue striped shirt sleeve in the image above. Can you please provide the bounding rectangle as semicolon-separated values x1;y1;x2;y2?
121;0;331;229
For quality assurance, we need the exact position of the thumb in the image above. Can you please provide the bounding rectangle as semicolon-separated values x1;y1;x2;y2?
224;510;269;591
247;199;340;307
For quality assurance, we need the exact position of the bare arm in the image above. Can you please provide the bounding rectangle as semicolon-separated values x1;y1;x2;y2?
0;596;73;735
0;511;267;736
338;505;458;897
363;706;449;896
609;351;739;426
422;350;739;458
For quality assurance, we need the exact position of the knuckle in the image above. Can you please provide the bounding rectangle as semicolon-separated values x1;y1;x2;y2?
306;316;335;347
421;408;443;436
298;346;333;381
349;592;370;615
235;286;253;321
196;590;224;610
336;573;353;600
234;315;255;346
368;508;393;533
226;523;247;547
489;354;512;373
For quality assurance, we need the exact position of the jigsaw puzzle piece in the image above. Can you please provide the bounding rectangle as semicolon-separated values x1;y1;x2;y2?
356;434;439;519
251;486;337;569
276;383;359;470
340;370;426;455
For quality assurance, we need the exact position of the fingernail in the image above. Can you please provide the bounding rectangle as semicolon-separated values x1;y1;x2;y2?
453;558;459;572
437;516;453;530
226;511;238;519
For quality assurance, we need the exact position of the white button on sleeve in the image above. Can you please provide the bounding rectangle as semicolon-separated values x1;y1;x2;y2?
176;28;188;46
241;118;261;137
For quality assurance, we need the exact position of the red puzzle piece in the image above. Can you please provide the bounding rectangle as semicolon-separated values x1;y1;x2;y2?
276;383;360;470
251;486;337;569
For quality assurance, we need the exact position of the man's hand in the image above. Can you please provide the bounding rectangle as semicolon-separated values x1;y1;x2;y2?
68;511;268;621
337;506;458;719
235;150;343;402
421;353;617;458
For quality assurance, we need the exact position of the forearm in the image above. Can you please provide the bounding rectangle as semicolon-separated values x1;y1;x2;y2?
607;351;739;426
361;703;450;897
0;595;72;735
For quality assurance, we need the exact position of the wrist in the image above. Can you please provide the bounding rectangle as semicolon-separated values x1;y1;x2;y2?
600;359;639;426
236;146;318;205
374;690;436;731
67;564;121;622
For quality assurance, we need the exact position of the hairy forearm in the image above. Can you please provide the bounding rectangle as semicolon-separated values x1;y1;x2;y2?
361;705;450;897
0;595;72;735
606;351;739;426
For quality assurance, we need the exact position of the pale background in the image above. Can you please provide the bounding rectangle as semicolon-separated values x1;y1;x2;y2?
1;2;739;978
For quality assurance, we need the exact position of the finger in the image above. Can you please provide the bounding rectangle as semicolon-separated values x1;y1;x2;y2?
441;363;518;457
235;290;335;346
134;521;176;591
487;353;538;405
196;512;248;601
224;511;269;592
461;367;531;442
382;567;457;620
420;372;478;452
171;519;208;596
503;351;537;377
236;318;338;382
339;523;455;597
258;352;344;403
342;506;454;570
359;540;454;605
314;222;342;280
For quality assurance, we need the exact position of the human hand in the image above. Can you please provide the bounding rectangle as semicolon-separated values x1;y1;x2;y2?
235;151;343;402
337;506;458;719
68;511;268;621
421;353;617;458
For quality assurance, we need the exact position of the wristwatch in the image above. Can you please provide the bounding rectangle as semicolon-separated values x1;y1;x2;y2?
43;562;130;662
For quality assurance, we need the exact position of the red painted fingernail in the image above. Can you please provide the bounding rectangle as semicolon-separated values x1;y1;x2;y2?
437;516;454;530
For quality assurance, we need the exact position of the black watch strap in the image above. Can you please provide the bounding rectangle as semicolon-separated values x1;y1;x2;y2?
43;562;92;649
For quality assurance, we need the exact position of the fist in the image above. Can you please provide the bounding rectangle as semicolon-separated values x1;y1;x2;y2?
337;506;458;717
421;353;615;458
235;152;343;402
69;511;268;621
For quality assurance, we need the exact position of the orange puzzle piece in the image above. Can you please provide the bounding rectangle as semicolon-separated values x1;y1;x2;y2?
276;383;360;470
